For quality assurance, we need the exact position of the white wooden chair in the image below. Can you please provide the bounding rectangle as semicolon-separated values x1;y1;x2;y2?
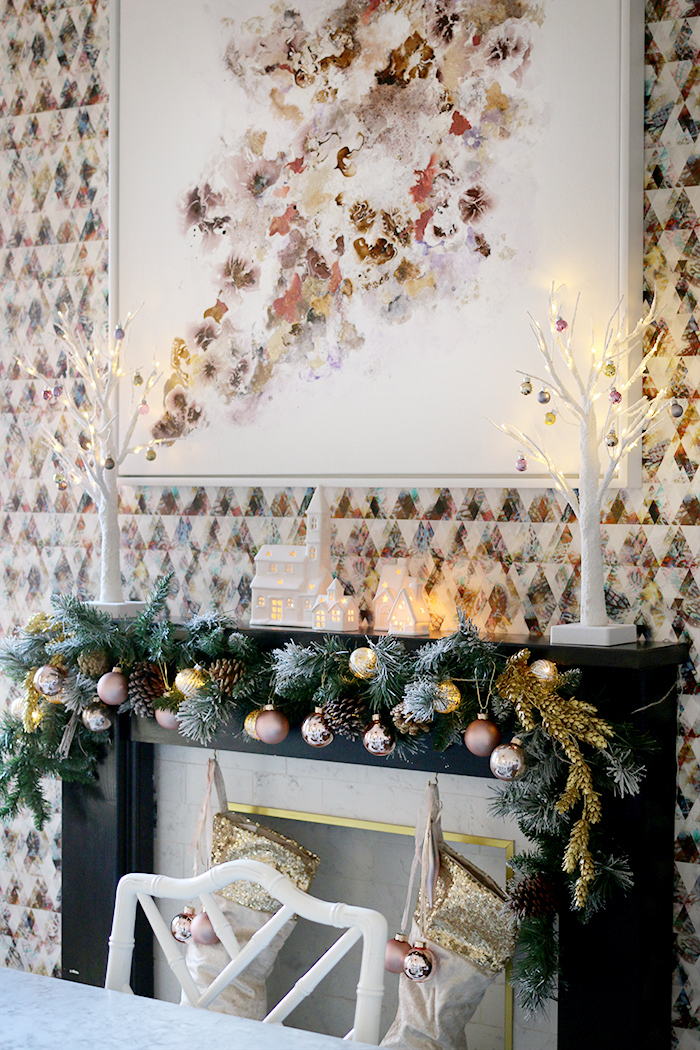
105;858;387;1045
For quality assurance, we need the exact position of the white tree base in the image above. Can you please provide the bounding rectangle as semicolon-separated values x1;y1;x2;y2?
550;623;638;646
90;601;147;619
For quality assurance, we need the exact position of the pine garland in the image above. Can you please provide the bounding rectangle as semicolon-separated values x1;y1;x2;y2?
0;581;652;1017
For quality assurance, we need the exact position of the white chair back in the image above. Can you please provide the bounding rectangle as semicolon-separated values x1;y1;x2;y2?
105;858;387;1045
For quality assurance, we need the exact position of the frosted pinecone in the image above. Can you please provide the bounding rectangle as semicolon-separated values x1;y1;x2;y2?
391;701;433;737
322;694;368;740
208;657;245;696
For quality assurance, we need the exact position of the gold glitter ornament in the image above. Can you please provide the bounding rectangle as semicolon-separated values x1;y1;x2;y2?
529;659;559;683
349;646;377;679
244;709;262;740
434;678;461;714
603;360;616;377
145;449;157;462
543;411;556;425
174;666;206;698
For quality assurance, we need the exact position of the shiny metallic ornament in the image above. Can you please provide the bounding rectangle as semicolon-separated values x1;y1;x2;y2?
57;477;68;491
385;934;412;973
114;324;125;341
403;941;435;982
603;360;616;378
174;666;206;698
33;664;65;698
256;705;290;744
138;402;150;415
671;400;683;419
463;714;502;757
244;709;262;740
555;317;568;332
349;647;377;679
529;659;558;683
301;708;334;748
133;372;144;386
605;428;618;447
10;696;26;720
97;668;129;706
515;454;528;472
520;378;532;395
104;457;115;470
145;449;157;462
609;388;622;404
543;411;556;425
191;911;219;945
52;386;62;398
170;906;195;943
490;738;527;781
537;388;551;404
155;707;180;730
42;388;53;401
81;702;113;733
362;714;395;756
434;679;461;714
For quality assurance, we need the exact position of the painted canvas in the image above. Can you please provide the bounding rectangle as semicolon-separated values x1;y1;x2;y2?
117;0;640;482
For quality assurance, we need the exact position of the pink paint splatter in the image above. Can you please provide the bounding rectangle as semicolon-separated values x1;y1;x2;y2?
410;154;438;204
273;273;303;322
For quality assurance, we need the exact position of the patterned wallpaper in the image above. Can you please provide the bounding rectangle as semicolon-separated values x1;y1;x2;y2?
0;0;698;1042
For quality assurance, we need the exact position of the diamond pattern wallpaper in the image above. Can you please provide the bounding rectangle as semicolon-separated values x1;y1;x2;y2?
0;0;698;1041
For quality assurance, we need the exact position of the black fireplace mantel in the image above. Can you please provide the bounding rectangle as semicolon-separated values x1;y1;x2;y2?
62;632;686;1050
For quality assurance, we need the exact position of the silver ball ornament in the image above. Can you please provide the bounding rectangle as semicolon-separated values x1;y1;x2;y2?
490;738;527;781
170;907;195;943
403;941;435;982
537;388;551;404
301;708;334;748
33;664;65;698
81;702;113;733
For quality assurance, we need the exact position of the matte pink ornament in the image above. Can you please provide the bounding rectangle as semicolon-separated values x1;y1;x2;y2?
190;911;219;945
97;668;129;706
256;705;290;744
155;707;180;730
138;403;150;414
385;934;412;973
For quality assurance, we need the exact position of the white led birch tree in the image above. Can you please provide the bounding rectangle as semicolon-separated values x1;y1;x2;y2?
24;312;163;607
495;285;667;634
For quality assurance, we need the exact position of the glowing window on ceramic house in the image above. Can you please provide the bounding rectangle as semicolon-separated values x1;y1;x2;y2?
310;516;318;530
348;609;355;621
285;564;292;573
269;563;277;573
315;610;325;628
309;547;316;559
331;609;341;623
257;596;265;607
270;599;282;621
286;598;294;608
304;599;311;610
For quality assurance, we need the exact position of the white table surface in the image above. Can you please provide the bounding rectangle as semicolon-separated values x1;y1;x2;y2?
1;969;379;1050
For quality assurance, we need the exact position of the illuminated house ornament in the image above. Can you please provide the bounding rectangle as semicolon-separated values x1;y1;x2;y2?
250;487;332;627
372;559;430;636
311;578;360;633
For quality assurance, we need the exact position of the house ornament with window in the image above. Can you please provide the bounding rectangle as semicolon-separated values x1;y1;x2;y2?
250;488;333;628
311;578;360;633
372;559;431;636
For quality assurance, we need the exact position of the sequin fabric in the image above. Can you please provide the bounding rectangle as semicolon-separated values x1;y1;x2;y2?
418;849;517;974
211;814;319;913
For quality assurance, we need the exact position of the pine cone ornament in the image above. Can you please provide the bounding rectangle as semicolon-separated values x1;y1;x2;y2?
391;701;432;736
77;649;111;679
128;662;166;718
507;872;559;920
208;657;245;695
322;694;369;740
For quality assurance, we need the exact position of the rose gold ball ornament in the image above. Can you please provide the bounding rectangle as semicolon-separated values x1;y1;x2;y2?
363;714;396;756
385;934;412;973
349;646;377;679
529;659;558;684
434;679;461;714
463;713;502;757
190;911;219;946
33;664;65;699
170;906;195;943
97;668;129;706
403;941;435;982
174;666;206;698
490;738;527;781
81;702;113;733
301;707;334;748
155;707;180;731
256;705;290;745
244;709;262;740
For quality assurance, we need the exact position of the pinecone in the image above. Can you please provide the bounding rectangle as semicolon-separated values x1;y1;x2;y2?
507;873;559;920
322;694;369;740
208;657;245;695
77;649;111;679
391;701;432;737
128;662;166;718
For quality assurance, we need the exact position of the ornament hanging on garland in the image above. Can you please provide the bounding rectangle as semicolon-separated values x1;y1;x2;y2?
362;714;395;756
300;708;334;748
155;707;180;731
174;666;206;698
9;697;26;720
243;709;262;740
403;941;435;982
434;679;461;714
97;668;129;707
255;705;290;745
33;665;65;699
81;702;113;733
528;659;558;684
190;911;219;945
385;934;412;973
349;647;377;679
170;906;195;943
464;713;502;757
489;738;527;781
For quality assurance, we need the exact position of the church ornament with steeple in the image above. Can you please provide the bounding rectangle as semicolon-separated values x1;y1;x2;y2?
250;487;334;628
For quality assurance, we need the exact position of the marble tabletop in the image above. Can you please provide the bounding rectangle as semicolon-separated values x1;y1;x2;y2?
1;969;379;1049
